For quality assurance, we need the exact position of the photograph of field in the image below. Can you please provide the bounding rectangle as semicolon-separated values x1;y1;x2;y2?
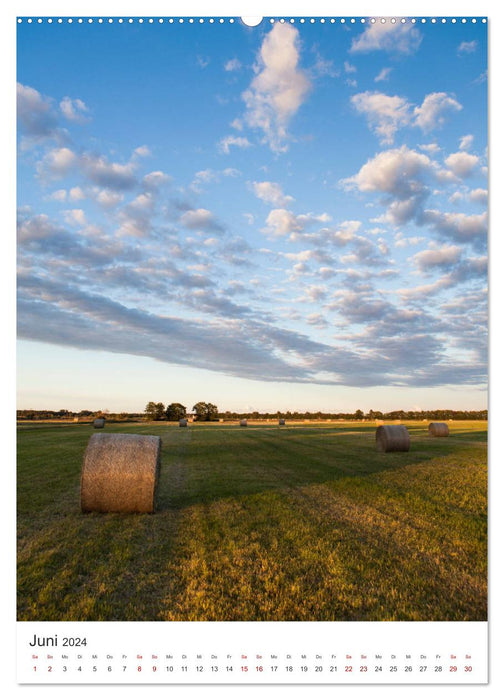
17;16;487;626
17;420;487;622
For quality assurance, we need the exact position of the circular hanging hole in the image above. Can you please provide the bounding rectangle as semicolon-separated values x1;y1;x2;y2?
241;17;263;27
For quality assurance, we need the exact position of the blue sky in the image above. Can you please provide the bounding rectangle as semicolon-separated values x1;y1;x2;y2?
16;16;488;413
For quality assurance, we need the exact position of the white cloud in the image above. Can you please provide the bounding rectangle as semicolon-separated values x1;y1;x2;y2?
311;221;361;248
129;193;154;212
48;189;67;201
142;171;171;190
304;285;327;302
350;22;422;54
60;96;90;123
306;313;328;328
218;135;252;153
394;233;424;248
69;187;85;201
63;209;86;226
17;213;60;243
351;91;412;145
340;235;389;267
342;145;432;196
444;151;479;178
399;256;487;299
284;250;317;263
448;187;487;207
434;168;458;184
352;90;463;143
411;245;462;272
344;61;357;74
473;71;487;85
422;210;487;243
81;153;137;190
133;145;151;158
458;40;478;54
223;168;240;178
224;58;242;72
459;134;474;151
191;167;240;192
180;208;223;232
418;142;441;153
263;209;303;237
413;92;462;132
342;145;435;226
252;181;294;207
17;83;59;143
94;189;123;209
319;267;336;279
36;147;78;179
193;169;217;184
449;191;464;204
241;23;311;153
263;208;330;238
469;188;488;204
116;193;155;238
47;186;84;203
374;67;392;82
311;54;339;78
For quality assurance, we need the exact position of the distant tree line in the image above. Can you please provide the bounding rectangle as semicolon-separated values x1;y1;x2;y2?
144;401;219;422
17;406;488;422
217;408;488;421
16;409;144;422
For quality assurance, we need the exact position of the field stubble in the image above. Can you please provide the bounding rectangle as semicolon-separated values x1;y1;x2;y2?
17;421;487;621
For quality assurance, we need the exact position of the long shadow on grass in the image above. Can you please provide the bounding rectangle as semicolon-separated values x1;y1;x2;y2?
154;426;486;511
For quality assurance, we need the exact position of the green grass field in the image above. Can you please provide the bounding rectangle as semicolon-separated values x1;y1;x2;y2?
17;421;487;622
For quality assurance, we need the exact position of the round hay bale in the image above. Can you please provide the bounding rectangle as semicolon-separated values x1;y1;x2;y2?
278;418;286;426
81;433;161;513
376;425;410;453
428;422;449;437
179;419;188;427
240;419;247;427
93;418;105;429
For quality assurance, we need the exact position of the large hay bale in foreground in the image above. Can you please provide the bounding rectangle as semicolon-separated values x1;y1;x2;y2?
429;422;449;437
376;425;410;453
93;418;105;429
81;433;161;513
240;419;247;427
179;419;188;427
279;418;286;426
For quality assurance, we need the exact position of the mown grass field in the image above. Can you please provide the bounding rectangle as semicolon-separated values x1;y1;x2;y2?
17;421;487;622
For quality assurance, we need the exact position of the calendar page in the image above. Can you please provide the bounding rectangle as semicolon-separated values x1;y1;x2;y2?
14;0;492;693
